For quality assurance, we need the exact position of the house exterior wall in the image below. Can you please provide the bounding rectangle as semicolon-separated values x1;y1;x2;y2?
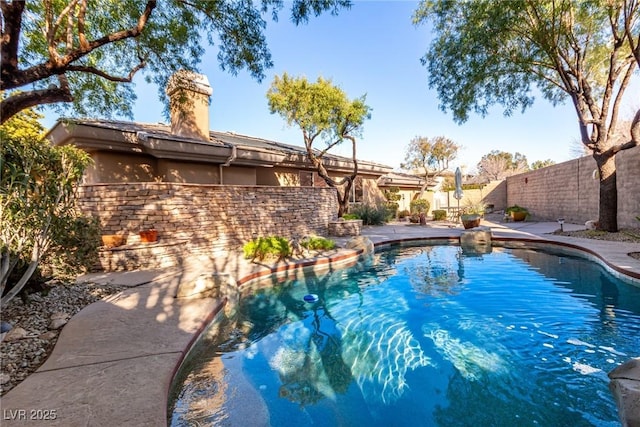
256;167;301;186
221;165;257;185
79;183;339;258
157;159;220;184
87;151;157;183
506;146;639;228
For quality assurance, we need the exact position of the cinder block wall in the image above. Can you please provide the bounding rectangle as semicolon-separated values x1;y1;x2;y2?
506;146;639;228
78;183;339;256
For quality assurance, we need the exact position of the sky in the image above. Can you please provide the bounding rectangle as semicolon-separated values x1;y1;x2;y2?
42;0;639;173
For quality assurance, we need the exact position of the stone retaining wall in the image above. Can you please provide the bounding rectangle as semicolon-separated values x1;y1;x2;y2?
506;146;639;228
78;183;339;262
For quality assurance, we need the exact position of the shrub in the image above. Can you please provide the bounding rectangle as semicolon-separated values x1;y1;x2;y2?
398;209;411;219
432;209;447;220
506;205;530;216
300;236;336;250
351;203;389;225
1;116;93;308
243;236;292;260
385;201;399;218
341;213;360;220
410;199;430;215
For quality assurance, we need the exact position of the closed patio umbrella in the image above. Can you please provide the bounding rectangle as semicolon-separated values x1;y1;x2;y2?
454;167;463;217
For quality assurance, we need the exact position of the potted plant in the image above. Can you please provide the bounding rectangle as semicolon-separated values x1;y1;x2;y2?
506;205;529;222
101;234;127;248
139;228;158;243
460;201;486;229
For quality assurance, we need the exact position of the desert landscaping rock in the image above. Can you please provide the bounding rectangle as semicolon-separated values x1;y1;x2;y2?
0;281;126;395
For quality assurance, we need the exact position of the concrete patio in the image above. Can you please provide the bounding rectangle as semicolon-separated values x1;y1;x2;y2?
1;218;639;426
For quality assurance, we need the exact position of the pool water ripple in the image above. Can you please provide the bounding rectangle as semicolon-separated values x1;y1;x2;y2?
170;246;640;427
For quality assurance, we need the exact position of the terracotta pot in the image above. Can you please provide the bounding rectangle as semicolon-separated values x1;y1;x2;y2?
101;235;127;248
139;229;158;243
511;211;527;222
461;215;481;229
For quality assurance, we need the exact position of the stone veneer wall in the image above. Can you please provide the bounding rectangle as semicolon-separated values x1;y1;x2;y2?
505;146;639;228
78;183;339;258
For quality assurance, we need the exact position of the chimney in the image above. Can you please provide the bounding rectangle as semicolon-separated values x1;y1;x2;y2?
166;70;213;141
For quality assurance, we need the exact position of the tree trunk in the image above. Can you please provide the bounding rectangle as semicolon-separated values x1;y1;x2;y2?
594;153;618;232
336;178;353;217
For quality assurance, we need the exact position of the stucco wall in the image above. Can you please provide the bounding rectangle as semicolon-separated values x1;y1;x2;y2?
506;146;639;228
79;183;339;257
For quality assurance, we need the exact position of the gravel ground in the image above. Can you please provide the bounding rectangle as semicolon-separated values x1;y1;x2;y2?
0;281;126;395
1;228;639;397
552;228;640;259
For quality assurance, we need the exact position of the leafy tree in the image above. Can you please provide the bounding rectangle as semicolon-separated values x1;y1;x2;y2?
267;73;371;217
0;0;351;124
477;150;529;181
401;136;460;196
531;159;555;170
414;0;640;231
0;107;93;308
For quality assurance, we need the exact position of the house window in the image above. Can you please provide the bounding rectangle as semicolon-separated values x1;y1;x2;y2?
300;171;314;187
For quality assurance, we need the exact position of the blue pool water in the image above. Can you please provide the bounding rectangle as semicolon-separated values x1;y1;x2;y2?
170;246;640;426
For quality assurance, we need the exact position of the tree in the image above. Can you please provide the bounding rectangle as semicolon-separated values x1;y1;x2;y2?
401;136;460;196
531;159;555;170
0;107;92;308
266;73;371;217
414;0;640;231
0;0;351;124
476;150;529;181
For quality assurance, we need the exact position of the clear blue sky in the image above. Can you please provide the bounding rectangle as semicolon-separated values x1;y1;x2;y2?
43;0;638;173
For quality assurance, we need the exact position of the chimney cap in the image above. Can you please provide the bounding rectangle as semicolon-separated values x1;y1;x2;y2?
166;70;212;97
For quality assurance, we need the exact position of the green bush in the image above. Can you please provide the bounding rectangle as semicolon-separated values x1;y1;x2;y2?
410;199;430;215
351;204;389;225
398;209;411;218
243;236;292;260
300;236;336;250
432;209;447;220
341;213;360;220
385;201;399;218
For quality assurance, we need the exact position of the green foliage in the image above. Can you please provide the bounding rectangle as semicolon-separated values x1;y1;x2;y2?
432;209;447;220
531;159;555;170
414;0;639;231
350;204;389;226
341;213;360;220
398;209;411;218
462;199;486;215
266;73;371;217
1;111;93;306
385;202;399;218
42;216;101;280
243;236;292;261
506;205;530;216
383;187;401;202
2;1;352;122
410;199;430;215
300;236;336;251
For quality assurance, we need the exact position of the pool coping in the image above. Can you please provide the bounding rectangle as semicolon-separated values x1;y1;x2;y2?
1;221;639;426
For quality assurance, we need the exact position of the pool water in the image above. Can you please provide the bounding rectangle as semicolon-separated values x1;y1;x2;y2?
170;246;640;426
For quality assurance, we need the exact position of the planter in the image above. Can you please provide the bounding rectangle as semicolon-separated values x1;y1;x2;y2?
461;215;481;229
139;229;158;243
511;211;527;222
101;234;127;248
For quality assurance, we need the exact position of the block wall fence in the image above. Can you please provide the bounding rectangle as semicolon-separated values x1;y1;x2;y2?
505;146;639;228
78;183;339;258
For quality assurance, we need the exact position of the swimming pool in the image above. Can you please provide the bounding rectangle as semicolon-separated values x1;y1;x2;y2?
170;245;640;426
